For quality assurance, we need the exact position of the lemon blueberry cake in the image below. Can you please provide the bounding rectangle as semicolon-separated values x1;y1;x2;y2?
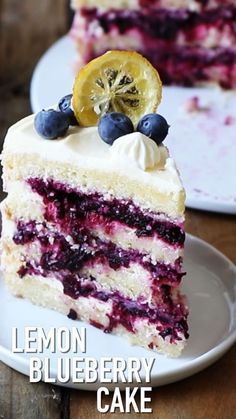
1;51;188;356
70;0;236;88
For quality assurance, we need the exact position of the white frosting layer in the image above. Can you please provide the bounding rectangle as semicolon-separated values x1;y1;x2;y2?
3;114;184;199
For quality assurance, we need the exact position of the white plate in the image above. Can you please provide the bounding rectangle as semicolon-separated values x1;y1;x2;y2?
30;36;236;214
30;36;75;113
1;234;236;390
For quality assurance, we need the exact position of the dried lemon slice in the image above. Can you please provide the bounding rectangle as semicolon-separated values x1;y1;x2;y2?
72;50;162;127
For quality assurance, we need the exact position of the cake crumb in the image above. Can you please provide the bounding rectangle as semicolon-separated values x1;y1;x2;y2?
183;96;210;113
224;115;235;125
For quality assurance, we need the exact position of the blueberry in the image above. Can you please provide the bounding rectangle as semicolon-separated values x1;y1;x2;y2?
58;94;78;126
137;113;170;145
34;109;70;139
98;112;134;145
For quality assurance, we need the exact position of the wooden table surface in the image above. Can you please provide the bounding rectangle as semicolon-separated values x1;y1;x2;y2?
0;1;235;418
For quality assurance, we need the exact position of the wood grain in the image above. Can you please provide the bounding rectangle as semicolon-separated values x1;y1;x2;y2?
0;364;62;419
186;209;236;262
0;0;67;90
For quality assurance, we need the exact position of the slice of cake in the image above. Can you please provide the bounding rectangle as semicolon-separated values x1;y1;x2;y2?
70;0;236;88
1;51;188;356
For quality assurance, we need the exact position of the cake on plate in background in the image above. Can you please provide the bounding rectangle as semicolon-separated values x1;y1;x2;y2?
70;0;236;88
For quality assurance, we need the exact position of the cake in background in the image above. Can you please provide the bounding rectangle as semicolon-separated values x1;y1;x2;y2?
1;51;188;357
70;0;236;88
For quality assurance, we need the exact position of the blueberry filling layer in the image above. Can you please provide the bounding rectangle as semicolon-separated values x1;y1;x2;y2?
83;46;236;89
106;293;188;341
27;178;185;246
63;274;188;340
81;6;236;41
141;47;236;88
14;221;184;287
64;279;189;341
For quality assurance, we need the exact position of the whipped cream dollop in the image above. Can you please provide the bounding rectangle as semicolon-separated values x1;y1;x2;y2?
110;132;168;171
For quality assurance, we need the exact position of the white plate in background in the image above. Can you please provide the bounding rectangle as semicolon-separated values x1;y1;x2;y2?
1;234;236;390
30;35;236;214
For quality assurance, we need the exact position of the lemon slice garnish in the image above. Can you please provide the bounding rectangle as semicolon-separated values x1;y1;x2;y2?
72;50;162;127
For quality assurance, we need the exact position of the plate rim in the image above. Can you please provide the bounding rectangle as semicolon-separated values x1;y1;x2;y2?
1;233;236;389
30;35;74;114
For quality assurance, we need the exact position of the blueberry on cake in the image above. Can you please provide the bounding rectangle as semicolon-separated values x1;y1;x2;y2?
70;0;236;88
1;51;188;356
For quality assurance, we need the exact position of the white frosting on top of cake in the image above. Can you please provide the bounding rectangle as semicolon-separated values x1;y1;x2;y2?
3;114;184;196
